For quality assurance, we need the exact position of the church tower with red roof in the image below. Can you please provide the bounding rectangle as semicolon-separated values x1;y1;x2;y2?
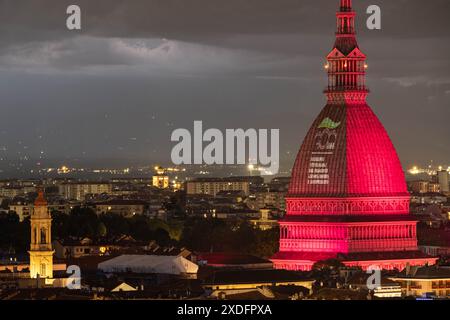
271;0;437;271
29;189;54;279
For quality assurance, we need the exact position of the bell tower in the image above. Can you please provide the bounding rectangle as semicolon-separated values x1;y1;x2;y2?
29;189;54;279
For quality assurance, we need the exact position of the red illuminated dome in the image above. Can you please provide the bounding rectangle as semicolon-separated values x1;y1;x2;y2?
289;103;409;198
271;0;437;271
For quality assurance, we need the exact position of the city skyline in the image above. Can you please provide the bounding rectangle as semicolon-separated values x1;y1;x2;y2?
1;0;450;303
0;0;449;175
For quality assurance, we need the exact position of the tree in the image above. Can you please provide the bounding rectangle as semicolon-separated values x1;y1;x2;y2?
153;228;172;247
0;212;28;253
252;227;279;258
163;191;186;218
99;213;130;237
179;218;279;258
96;222;107;238
52;211;70;239
67;206;100;238
0;199;10;210
313;259;345;272
311;259;346;288
166;221;183;241
128;215;152;241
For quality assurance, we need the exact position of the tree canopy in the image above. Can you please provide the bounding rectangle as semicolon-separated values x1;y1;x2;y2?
2;207;279;259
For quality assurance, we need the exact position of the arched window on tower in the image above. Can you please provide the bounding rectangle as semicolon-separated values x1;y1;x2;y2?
40;227;47;244
33;227;37;244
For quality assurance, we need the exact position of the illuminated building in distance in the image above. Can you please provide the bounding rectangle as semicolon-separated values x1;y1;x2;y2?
438;170;449;194
152;166;170;189
271;0;437;271
186;178;251;197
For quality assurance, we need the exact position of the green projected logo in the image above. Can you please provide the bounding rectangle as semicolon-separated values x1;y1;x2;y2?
318;118;341;129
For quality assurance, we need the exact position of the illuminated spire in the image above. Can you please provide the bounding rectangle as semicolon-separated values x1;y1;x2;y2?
325;0;368;103
337;0;355;36
340;0;353;12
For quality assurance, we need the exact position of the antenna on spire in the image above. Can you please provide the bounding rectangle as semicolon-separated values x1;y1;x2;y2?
340;0;352;12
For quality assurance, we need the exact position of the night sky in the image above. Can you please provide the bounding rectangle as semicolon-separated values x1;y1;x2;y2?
0;0;449;174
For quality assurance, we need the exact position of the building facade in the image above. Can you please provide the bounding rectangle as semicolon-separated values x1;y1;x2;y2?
247;191;286;212
390;266;450;298
152;175;169;189
186;178;250;196
58;182;112;201
438;170;449;194
93;200;148;217
410;181;430;194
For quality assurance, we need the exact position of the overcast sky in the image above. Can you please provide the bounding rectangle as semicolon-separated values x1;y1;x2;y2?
0;0;449;174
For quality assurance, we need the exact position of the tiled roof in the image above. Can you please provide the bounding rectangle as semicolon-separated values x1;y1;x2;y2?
196;253;271;266
395;266;450;279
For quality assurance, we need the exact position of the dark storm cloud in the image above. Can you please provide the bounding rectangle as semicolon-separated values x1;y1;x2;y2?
0;0;449;173
1;0;450;46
